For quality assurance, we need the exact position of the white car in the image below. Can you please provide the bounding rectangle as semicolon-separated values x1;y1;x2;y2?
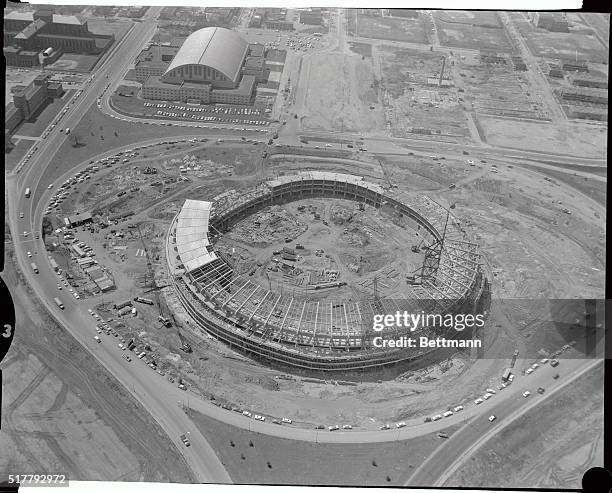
483;393;492;400
522;391;531;398
474;398;484;405
540;358;549;364
281;418;292;424
486;388;496;394
19;212;24;218
396;422;406;428
57;284;62;290
342;424;352;430
254;415;265;421
242;411;252;417
526;368;534;375
48;184;53;189
531;363;539;370
453;405;464;412
488;415;497;422
442;411;453;417
27;251;32;257
23;231;28;237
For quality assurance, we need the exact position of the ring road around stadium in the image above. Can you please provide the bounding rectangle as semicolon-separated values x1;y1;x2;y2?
166;172;485;373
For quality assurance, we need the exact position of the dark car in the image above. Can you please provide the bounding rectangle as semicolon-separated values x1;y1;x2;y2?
537;387;545;394
314;425;325;430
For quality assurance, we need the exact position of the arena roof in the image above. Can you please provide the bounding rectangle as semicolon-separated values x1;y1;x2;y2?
164;27;248;84
175;199;218;272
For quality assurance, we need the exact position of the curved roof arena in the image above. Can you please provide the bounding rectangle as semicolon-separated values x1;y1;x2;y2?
163;27;248;83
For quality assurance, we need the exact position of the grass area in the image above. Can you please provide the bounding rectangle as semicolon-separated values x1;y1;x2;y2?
12;90;75;138
47;54;100;72
5;138;34;171
445;362;604;489
0;249;195;482
434;11;511;52
348;41;373;58
190;408;462;485
356;14;428;43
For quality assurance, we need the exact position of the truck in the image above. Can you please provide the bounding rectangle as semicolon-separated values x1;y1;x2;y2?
133;296;154;305
502;368;513;382
25;188;31;198
54;297;64;310
31;262;39;274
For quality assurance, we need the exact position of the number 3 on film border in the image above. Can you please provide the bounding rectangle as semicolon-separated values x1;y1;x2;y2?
0;276;16;364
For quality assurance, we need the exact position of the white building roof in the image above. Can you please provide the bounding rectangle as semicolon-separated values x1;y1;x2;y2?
164;27;248;84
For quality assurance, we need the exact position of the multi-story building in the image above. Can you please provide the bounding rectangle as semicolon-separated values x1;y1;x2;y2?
141;27;260;105
4;8;114;66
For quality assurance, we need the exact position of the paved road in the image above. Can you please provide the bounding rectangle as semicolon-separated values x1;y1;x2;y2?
407;358;602;486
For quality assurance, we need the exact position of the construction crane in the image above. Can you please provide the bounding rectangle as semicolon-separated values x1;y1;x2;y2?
136;223;172;327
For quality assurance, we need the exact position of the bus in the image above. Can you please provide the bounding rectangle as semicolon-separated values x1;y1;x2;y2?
54;297;65;310
25;188;31;198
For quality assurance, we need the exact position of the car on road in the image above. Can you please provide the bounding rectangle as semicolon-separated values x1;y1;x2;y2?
380;424;391;430
522;391;531;398
328;425;340;431
437;432;449;438
179;434;191;447
488;415;497;422
396;422;407;428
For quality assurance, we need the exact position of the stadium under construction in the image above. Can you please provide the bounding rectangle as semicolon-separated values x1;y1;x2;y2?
166;172;487;373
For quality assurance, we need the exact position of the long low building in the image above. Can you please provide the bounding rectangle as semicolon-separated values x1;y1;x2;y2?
167;172;485;373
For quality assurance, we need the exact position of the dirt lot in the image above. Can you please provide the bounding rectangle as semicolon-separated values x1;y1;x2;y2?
379;46;470;140
476;116;607;159
434;11;513;52
356;13;428;44
301;52;384;133
0;250;194;482
445;362;604;488
511;12;608;63
190;408;462;485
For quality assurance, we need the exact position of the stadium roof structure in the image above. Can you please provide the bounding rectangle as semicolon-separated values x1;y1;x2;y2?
163;27;248;84
175;199;218;272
